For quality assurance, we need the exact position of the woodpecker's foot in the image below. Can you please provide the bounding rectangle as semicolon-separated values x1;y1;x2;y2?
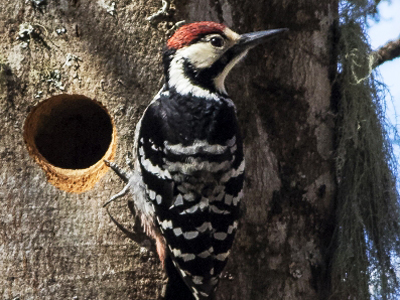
146;0;171;23
104;160;130;183
103;184;130;207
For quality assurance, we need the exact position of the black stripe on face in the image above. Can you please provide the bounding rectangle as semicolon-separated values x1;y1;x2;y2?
182;46;238;93
163;48;177;84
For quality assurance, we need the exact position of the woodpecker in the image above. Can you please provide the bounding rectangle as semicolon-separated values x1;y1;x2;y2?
105;22;287;300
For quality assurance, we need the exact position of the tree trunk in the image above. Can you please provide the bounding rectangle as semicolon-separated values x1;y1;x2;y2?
0;1;337;299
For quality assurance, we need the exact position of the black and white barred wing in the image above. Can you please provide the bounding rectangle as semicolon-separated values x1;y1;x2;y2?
137;100;244;299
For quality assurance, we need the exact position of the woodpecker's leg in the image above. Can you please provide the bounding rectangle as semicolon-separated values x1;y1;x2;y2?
103;160;131;207
146;0;170;22
104;160;130;183
103;184;130;207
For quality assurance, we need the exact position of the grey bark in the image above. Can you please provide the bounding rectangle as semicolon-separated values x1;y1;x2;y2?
372;36;400;68
0;1;337;299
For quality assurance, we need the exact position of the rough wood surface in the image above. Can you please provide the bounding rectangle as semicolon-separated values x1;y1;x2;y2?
0;1;337;299
372;37;400;68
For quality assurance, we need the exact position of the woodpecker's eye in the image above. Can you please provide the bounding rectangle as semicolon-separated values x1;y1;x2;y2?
210;36;224;48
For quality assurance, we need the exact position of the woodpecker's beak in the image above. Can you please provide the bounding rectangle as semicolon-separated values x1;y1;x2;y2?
233;28;288;53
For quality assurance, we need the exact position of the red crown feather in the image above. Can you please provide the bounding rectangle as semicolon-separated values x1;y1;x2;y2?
167;21;226;49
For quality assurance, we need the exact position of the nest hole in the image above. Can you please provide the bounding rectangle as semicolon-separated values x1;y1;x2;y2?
24;94;117;193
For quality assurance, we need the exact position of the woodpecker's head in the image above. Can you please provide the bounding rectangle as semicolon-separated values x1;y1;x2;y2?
163;21;288;97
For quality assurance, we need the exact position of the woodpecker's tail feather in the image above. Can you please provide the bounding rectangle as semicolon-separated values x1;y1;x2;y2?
164;255;196;300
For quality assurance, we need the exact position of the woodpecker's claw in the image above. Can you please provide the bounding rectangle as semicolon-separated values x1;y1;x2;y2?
146;0;170;23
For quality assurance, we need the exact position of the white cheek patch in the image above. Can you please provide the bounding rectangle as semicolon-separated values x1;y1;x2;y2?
179;43;222;69
169;52;220;100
